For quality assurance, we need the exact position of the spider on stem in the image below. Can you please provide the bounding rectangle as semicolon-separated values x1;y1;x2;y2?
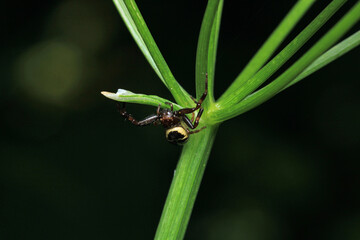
117;74;208;145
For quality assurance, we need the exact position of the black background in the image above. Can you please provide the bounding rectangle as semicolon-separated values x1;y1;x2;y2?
2;1;360;239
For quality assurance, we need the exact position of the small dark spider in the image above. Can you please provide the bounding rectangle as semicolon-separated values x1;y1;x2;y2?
117;74;208;145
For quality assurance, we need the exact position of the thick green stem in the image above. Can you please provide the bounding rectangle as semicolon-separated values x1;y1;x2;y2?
154;124;219;240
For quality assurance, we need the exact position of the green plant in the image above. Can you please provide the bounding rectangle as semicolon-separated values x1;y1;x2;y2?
102;0;360;239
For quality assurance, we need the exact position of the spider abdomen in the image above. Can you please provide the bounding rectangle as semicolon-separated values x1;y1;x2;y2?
165;126;189;145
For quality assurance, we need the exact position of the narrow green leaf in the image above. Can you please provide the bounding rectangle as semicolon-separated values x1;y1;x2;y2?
285;29;360;89
206;0;224;105
113;0;193;106
217;0;346;109
195;0;221;108
210;1;360;122
101;90;182;110
219;0;315;102
155;125;219;240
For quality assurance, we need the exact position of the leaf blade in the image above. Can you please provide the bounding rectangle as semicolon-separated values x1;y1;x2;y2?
207;0;224;106
213;1;360;122
217;0;346;109
285;29;360;89
113;0;193;106
195;0;222;108
101;90;182;110
219;0;315;101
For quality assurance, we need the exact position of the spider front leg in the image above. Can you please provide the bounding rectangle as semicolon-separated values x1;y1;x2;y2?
165;101;195;121
182;111;207;135
165;102;174;111
182;108;205;130
117;103;160;126
175;73;208;116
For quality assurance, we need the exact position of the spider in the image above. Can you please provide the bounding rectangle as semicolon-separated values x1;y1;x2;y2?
117;74;208;145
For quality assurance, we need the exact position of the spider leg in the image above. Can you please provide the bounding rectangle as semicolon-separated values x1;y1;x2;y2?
156;104;161;115
183;112;206;134
196;72;208;106
190;95;197;103
165;102;173;111
182;108;204;129
187;98;196;121
174;73;208;115
186;126;207;135
117;103;160;126
137;115;161;126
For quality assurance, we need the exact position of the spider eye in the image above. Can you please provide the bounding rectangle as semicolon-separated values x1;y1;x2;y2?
166;127;189;145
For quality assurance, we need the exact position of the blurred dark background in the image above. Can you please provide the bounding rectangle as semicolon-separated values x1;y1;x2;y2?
2;0;360;239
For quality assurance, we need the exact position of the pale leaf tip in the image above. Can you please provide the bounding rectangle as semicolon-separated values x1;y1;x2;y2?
101;91;111;95
101;91;117;99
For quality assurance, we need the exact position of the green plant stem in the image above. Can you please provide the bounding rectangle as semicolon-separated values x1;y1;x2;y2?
155;124;219;240
219;0;315;102
109;1;360;239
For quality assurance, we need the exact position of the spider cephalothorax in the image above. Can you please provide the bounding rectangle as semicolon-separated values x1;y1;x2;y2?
117;74;208;145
